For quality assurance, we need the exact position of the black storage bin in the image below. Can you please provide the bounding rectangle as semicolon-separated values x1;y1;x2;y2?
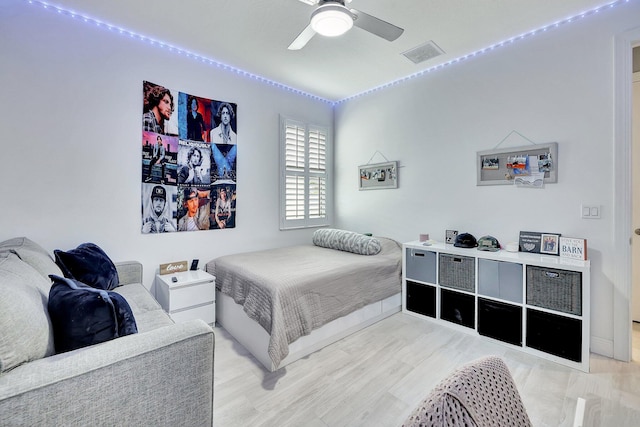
405;248;437;283
477;298;522;346
526;266;582;315
439;253;475;292
526;308;582;362
406;281;436;318
440;288;475;329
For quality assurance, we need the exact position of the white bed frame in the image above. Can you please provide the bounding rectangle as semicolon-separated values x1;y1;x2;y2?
216;291;402;372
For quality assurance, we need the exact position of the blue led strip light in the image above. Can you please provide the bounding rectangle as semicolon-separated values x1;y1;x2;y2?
26;0;633;106
25;0;334;105
335;0;633;104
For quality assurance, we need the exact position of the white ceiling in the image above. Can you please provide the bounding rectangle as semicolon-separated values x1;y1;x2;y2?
43;0;616;102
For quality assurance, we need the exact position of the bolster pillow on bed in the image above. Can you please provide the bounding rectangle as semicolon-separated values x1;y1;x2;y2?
312;229;382;255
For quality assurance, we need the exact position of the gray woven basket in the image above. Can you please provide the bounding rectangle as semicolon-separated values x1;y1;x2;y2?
439;253;475;292
526;266;582;315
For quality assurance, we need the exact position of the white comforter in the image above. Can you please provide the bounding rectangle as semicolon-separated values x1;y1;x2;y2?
209;237;402;368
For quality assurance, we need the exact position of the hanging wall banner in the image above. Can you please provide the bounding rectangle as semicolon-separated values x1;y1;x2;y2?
141;81;237;233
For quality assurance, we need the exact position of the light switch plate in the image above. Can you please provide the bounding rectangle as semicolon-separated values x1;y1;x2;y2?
581;204;601;219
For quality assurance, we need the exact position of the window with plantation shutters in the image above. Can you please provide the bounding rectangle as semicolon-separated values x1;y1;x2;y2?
280;116;332;230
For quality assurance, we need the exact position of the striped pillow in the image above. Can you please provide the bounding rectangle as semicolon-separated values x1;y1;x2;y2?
312;229;381;255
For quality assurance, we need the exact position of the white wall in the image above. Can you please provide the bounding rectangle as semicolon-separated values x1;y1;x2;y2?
0;1;333;288
333;2;640;357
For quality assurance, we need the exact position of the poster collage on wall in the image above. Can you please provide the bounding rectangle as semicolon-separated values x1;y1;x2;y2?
141;80;237;233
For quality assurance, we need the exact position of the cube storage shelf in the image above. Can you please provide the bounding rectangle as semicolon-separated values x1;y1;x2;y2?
402;241;591;372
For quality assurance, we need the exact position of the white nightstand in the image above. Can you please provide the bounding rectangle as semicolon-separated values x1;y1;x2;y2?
155;270;215;325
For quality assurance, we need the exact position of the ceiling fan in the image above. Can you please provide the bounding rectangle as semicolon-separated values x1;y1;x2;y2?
288;0;404;50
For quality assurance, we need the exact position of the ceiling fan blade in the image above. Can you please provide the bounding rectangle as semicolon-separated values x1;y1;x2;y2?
288;24;317;50
350;8;404;41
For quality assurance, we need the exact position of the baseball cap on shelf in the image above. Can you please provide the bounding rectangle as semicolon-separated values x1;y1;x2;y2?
477;235;500;252
151;185;166;200
454;233;477;248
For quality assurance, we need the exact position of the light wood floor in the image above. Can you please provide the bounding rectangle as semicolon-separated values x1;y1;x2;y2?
213;314;640;427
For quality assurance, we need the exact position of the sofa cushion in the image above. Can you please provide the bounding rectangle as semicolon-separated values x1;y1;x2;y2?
0;236;63;279
54;243;119;291
48;275;137;353
0;253;55;373
312;228;382;255
113;283;174;332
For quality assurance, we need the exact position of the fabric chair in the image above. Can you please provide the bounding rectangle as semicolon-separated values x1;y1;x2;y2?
402;356;531;427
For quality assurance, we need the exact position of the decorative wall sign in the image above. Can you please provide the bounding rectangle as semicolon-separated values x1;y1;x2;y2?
141;81;237;233
358;161;398;190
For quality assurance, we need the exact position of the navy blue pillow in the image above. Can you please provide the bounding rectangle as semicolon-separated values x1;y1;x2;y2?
54;243;119;290
47;275;137;353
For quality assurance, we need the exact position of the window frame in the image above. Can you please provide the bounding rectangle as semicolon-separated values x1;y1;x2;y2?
279;115;333;230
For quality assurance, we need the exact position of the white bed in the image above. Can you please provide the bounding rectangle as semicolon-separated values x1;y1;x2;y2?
206;235;402;372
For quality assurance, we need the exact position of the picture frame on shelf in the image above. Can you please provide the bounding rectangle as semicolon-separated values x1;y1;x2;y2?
540;233;560;255
519;231;562;254
358;161;398;190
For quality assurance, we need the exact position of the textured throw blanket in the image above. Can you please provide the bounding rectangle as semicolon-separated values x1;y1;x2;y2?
209;237;402;368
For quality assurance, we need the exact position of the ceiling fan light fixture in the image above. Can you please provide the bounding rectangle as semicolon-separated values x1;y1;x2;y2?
310;5;354;37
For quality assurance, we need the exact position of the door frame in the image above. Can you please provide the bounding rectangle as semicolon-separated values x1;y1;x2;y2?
614;27;640;362
633;70;640;324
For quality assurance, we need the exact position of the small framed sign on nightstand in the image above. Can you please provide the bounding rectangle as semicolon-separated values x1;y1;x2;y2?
159;260;188;275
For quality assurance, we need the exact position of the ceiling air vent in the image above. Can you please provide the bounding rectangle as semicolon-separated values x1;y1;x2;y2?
402;40;445;64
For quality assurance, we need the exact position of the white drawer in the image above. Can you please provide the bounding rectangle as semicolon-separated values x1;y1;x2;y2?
168;280;215;311
170;302;215;325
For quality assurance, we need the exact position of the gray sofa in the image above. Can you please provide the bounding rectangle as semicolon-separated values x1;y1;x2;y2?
0;237;215;427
